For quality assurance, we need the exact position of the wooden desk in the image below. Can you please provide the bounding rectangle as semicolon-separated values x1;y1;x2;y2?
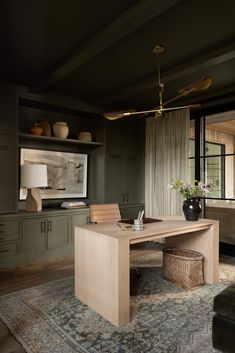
75;217;219;327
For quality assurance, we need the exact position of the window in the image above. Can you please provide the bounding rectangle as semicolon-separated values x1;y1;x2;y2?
190;109;235;200
204;142;225;198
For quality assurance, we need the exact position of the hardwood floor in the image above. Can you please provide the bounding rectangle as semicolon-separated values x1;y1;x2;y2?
0;256;74;296
0;256;74;353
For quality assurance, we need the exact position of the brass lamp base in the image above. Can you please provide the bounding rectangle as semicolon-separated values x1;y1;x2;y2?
25;188;42;212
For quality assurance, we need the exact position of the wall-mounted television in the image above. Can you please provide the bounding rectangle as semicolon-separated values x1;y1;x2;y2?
20;148;88;199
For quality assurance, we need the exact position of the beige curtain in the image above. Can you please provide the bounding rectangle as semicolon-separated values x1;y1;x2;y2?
145;109;190;217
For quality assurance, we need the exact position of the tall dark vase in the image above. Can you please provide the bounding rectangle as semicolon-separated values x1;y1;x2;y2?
183;197;202;221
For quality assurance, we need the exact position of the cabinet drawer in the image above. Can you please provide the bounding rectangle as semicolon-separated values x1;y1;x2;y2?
0;220;18;241
0;242;18;257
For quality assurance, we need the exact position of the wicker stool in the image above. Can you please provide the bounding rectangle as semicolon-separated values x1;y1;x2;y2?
162;247;204;289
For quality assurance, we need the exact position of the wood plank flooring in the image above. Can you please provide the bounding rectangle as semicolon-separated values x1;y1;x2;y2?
0;256;74;296
0;256;74;353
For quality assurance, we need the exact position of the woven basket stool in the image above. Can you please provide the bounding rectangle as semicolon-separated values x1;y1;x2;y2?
162;247;204;289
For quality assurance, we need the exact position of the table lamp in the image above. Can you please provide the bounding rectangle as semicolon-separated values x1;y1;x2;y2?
21;164;48;212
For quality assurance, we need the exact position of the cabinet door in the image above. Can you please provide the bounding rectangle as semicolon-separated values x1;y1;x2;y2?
105;147;125;203
0;133;17;213
124;149;143;203
71;213;89;243
119;204;144;219
47;215;68;249
21;218;46;253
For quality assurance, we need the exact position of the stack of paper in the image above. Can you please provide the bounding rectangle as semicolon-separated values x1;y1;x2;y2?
61;201;87;208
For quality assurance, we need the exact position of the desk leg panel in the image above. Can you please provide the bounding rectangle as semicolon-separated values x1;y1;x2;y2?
165;223;219;284
75;227;130;327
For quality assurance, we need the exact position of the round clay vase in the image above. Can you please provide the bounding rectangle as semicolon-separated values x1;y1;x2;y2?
182;197;202;221
30;124;43;136
38;120;51;136
53;122;69;139
78;131;92;142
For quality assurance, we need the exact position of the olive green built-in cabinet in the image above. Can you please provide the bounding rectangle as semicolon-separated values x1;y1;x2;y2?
105;148;143;203
0;207;89;268
119;204;144;219
47;215;69;249
0;93;18;213
71;212;89;243
0;91;146;268
0;133;17;213
21;215;69;253
21;218;47;253
105;119;145;204
0;219;19;258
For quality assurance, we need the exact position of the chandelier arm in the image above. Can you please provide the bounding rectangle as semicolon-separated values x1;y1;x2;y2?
157;51;164;111
161;92;185;108
123;109;158;116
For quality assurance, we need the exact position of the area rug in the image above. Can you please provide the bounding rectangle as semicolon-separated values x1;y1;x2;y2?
0;262;235;353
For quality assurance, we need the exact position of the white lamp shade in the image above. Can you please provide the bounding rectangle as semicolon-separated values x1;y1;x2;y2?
21;164;48;188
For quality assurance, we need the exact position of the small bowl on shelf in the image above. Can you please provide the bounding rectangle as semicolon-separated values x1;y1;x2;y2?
78;131;92;142
30;125;43;136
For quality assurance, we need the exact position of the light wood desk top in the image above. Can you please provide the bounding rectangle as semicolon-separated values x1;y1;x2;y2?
79;217;217;243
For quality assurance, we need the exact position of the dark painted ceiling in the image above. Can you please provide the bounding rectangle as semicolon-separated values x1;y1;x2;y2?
0;0;235;113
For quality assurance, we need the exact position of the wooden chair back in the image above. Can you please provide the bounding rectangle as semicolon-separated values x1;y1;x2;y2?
90;203;121;223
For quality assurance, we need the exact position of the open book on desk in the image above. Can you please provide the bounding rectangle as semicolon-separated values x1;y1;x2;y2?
61;201;87;209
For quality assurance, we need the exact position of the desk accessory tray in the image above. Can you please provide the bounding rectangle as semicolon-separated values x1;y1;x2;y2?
120;217;162;224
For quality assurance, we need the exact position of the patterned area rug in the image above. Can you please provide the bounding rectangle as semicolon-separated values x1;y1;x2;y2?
0;256;235;353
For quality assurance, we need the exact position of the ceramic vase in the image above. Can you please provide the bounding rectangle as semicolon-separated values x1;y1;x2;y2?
38;120;51;136
30;123;43;136
182;197;202;221
78;131;92;142
53;122;69;139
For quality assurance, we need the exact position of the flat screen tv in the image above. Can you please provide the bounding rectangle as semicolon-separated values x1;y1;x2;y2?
20;148;88;199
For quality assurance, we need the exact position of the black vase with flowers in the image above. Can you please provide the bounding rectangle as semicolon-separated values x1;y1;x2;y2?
169;178;213;222
182;197;202;221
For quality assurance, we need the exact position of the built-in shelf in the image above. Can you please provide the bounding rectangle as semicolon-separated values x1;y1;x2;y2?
18;133;104;147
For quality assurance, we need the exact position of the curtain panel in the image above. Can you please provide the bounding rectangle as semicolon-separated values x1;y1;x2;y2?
145;109;190;217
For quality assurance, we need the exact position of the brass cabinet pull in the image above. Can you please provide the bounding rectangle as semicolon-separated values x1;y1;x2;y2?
0;230;4;233
0;249;9;253
122;193;125;202
126;193;129;202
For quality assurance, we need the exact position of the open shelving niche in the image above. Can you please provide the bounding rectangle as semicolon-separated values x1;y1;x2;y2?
18;133;104;148
17;98;106;207
18;97;105;150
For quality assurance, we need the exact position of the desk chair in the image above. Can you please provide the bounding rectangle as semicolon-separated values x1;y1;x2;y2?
90;203;121;223
89;203;140;276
